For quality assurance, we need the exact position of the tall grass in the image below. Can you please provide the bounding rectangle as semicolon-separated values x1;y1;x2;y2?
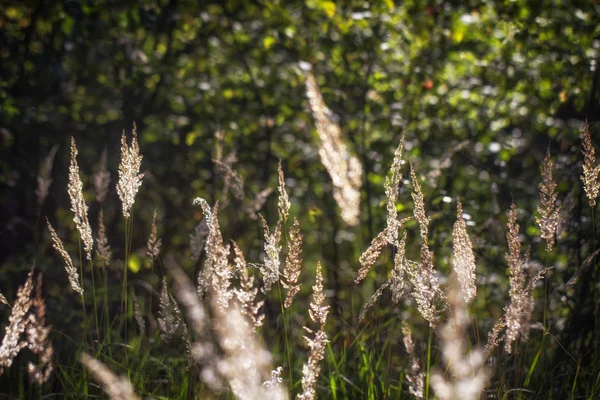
0;122;599;399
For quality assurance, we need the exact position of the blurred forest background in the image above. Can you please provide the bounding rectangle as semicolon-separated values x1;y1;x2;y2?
1;0;600;398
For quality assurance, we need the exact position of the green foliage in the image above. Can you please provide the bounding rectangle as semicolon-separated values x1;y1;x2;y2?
1;0;600;398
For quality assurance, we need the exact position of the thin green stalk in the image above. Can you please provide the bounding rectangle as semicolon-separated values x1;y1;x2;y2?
425;326;433;400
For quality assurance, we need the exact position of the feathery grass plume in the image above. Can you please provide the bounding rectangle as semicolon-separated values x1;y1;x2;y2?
308;262;329;326
214;158;245;201
193;198;232;308
0;292;8;307
452;201;477;303
298;262;330;400
536;148;560;251
278;161;291;222
283;217;303;308
385;133;405;245
402;322;424;399
146;209;161;261
167;262;220;388
46;218;83;296
190;218;209;263
232;242;265;328
259;214;282;293
213;303;287;400
359;280;390;323
410;163;430;242
158;277;186;343
36;145;58;207
68;137;93;261
390;231;409;304
132;295;145;335
94;149;111;204
356;227;390;283
581;120;600;208
504;202;534;353
359;230;408;321
305;72;363;226
264;366;284;391
406;244;444;329
0;271;34;374
96;209;112;267
117;124;144;219
80;353;140;400
26;274;53;384
245;188;273;219
484;318;506;356
431;281;488;400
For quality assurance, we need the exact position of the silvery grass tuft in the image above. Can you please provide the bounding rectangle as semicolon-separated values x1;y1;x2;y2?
259;214;282;293
278;161;291;222
580;120;599;208
193;198;232;308
232;242;265;328
146;209;161;261
80;353;140;400
431;280;488;400
408;165;444;328
305;71;363;226
94;149;110;204
298;262;329;400
0;272;53;384
68;137;94;261
0;272;34;375
96;209;112;267
0;292;8;307
282;217;303;308
536;148;560;251
385;132;405;245
402;321;424;399
26;274;53;384
503;202;533;353
36;144;58;207
452;201;477;303
46;218;83;296
213;303;288;400
117;123;144;219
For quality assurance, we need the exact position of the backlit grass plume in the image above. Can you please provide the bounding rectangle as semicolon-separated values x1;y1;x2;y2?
536;149;560;251
36;145;58;207
278;161;291;222
232;242;265;328
96;210;112;267
117;124;144;219
504;203;534;353
0;272;34;375
452;201;477;303
259;214;282;293
68;137;93;261
146;209;161;261
385;134;405;245
94;149;111;204
305;72;362;226
80;353;140;400
46;219;83;296
431;281;488;400
298;262;329;400
581;120;599;208
26;274;53;384
193;198;232;308
402;322;424;399
283;217;303;308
